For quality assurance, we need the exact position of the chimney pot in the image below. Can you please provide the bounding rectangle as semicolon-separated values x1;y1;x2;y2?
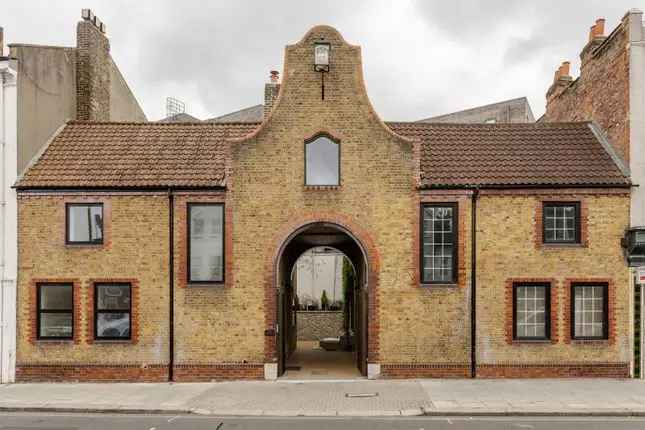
270;70;280;83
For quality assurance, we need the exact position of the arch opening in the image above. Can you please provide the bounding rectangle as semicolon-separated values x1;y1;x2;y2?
275;222;369;379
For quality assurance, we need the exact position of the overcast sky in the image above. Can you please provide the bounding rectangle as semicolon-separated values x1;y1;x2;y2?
3;1;639;121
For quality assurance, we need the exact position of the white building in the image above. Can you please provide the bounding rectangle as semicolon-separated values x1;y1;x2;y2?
0;42;18;384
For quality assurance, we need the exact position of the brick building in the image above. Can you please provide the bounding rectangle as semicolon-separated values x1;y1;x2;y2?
14;25;632;382
542;9;645;375
0;9;145;383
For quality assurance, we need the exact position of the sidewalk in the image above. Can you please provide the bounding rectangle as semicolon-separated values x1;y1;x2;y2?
1;379;645;417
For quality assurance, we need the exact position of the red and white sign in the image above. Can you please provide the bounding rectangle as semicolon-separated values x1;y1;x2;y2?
638;268;645;285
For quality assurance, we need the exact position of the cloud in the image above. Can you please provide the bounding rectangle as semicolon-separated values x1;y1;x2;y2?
2;0;640;120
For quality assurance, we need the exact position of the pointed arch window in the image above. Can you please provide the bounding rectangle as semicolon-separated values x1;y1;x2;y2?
305;135;340;186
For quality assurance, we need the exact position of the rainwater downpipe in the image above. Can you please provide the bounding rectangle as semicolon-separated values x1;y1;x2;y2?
168;189;174;381
470;187;479;378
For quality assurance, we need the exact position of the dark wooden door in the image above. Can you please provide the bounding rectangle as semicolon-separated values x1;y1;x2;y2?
356;287;368;376
277;288;286;377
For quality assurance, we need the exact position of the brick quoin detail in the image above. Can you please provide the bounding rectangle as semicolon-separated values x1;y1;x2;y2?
381;363;470;378
476;363;629;378
86;279;140;345
174;193;230;289
415;191;472;288
504;278;559;345
265;212;381;363
562;278;617;345
534;197;589;249
29;279;82;345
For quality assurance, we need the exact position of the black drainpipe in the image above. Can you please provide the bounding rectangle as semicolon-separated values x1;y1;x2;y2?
470;187;479;378
168;189;175;382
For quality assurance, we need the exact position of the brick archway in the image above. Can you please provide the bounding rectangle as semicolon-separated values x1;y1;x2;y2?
264;212;380;370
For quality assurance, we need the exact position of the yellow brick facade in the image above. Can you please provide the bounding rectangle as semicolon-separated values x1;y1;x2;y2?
14;25;632;381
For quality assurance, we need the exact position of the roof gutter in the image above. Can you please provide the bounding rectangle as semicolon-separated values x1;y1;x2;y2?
419;183;632;190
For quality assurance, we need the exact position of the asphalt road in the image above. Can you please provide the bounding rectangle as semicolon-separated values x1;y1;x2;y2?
2;413;645;430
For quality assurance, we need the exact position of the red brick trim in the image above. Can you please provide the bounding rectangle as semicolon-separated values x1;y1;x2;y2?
415;193;471;288
562;278;616;345
381;363;470;378
534;198;589;249
61;198;112;250
265;212;381;363
15;364;168;382
477;362;629;378
29;279;81;345
86;279;140;345
172;363;264;381
504;278;559;344
174;194;230;289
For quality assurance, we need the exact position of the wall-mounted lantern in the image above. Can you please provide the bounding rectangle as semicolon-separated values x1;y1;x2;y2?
314;42;330;100
314;42;330;72
623;226;645;266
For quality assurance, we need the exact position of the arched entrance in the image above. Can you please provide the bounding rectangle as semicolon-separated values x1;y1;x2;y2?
275;222;369;378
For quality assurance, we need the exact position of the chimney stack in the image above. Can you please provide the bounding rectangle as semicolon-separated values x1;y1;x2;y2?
264;70;281;119
76;9;111;121
547;61;572;102
0;27;4;57
589;18;606;41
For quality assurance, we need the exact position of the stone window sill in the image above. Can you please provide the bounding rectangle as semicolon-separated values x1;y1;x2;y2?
540;243;586;248
420;283;458;288
187;282;225;288
93;339;134;345
511;339;552;345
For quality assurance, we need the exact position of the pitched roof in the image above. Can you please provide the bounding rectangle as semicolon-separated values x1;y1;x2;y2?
15;120;629;189
388;121;630;187
206;104;264;123
417;97;535;124
16;121;257;188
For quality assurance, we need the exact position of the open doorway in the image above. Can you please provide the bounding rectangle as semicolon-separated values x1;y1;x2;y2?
275;222;368;379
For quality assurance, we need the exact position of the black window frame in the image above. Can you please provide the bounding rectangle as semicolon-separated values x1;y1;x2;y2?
94;282;132;341
36;283;74;340
65;202;104;245
304;134;341;187
420;202;458;285
187;202;225;284
571;282;609;341
512;282;551;341
542;201;581;244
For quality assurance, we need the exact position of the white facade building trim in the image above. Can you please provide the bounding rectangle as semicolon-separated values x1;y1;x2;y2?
0;58;17;383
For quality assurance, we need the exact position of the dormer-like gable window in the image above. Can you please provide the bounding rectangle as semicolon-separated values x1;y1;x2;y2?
305;135;339;186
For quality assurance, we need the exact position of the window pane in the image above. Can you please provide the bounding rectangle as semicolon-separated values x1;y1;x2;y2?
97;285;130;311
39;313;72;338
190;205;224;282
305;136;339;185
40;285;72;310
515;285;547;339
96;313;130;338
68;205;103;242
422;206;455;282
573;285;605;338
544;203;577;243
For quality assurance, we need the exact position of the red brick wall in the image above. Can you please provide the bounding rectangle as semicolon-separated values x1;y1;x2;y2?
543;18;630;162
